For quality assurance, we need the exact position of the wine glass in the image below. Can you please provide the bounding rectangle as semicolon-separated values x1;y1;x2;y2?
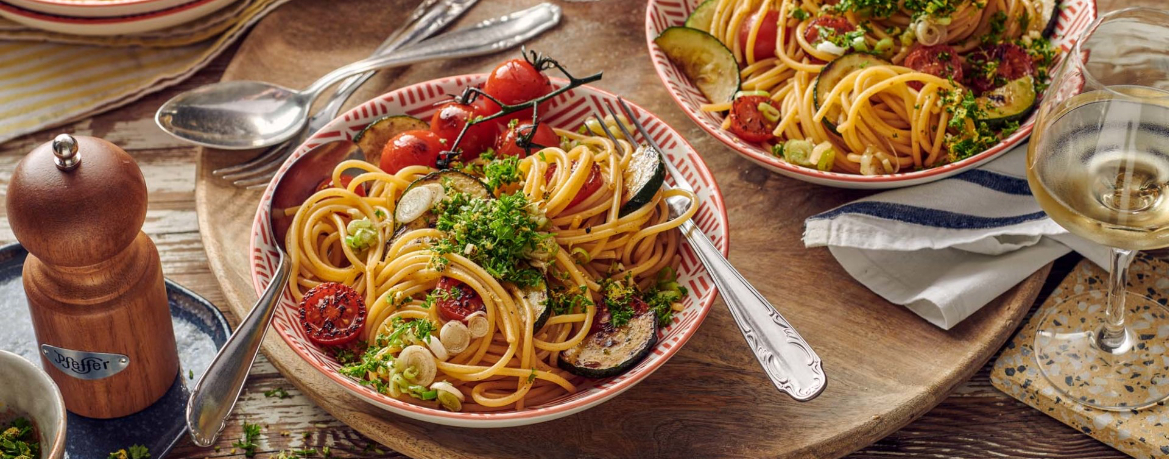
1027;7;1169;411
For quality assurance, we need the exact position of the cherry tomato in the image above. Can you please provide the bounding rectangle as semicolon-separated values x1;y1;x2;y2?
298;282;367;346
435;277;486;322
495;122;560;158
430;102;497;161
483;58;554;122
727;95;779;143
737;10;780;63
545;162;603;209
965;43;1034;94
379;130;444;174
470;94;507;133
315;175;367;197
903;45;964;90
802;16;855;44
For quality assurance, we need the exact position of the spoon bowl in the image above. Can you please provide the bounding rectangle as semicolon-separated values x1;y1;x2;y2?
155;2;562;150
156;81;309;150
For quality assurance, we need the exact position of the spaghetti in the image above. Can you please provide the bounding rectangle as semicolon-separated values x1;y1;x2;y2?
285;122;695;412
688;0;1058;175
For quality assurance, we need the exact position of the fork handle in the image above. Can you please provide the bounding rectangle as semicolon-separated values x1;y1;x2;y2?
679;219;827;401
307;0;478;132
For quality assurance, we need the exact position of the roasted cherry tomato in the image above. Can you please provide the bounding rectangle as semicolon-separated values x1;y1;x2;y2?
802;16;855;44
965;43;1034;94
430;102;498;160
737;10;780;63
298;282;367;346
545;162;603;209
727;95;779;143
483;58;554;121
435;277;486;322
379;130;444;174
903;44;963;90
495;122;560;158
314;175;367;197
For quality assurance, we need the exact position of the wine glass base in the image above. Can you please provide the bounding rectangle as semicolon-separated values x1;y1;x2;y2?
1034;291;1169;411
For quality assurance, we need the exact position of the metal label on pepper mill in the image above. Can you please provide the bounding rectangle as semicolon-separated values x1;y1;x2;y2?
41;344;129;380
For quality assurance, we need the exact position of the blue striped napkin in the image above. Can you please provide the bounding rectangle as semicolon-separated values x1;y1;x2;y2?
803;145;1109;329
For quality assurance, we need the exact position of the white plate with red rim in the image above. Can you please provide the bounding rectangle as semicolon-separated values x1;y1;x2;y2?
249;74;730;427
0;0;233;35
645;0;1099;189
2;0;191;18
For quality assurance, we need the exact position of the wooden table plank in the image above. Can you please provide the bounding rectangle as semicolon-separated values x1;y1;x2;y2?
0;7;1133;459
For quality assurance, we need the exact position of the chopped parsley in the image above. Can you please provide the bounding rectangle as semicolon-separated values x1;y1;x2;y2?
263;387;292;399
789;7;810;21
430;190;555;288
482;154;522;191
1;418;39;459
938;87;1022;162
644;267;689;327
188;369;194;380
549;284;594;315
1020;34;1057;93
232;422;262;457
106;445;150;459
982;11;1008;44
829;0;900;18
600;276;639;328
333;346;359;364
383;317;436;346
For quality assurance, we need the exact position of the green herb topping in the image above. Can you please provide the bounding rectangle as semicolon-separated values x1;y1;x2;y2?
2;418;39;459
429;189;555;288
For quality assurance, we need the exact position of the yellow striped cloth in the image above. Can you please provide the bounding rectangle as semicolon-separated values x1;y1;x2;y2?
0;0;289;144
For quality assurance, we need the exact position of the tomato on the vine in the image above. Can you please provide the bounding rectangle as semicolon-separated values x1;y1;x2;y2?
379;130;444;174
430;102;498;161
495;122;560;158
482;58;555;122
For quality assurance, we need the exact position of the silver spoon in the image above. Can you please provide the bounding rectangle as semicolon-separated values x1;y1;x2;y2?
156;3;562;150
185;139;362;445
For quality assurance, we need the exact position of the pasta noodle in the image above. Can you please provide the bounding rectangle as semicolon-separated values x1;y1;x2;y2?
692;0;1057;175
285;124;695;412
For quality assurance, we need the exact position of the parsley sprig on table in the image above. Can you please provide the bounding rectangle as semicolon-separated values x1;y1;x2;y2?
429;189;554;288
106;444;150;459
1;417;39;459
233;421;262;457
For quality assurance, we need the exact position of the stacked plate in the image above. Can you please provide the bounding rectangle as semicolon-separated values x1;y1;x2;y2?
0;0;235;35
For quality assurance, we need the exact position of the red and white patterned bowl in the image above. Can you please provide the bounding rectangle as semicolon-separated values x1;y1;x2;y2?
645;0;1098;189
249;75;730;427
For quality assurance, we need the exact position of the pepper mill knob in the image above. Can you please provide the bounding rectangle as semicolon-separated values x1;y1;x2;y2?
52;134;80;171
7;134;148;268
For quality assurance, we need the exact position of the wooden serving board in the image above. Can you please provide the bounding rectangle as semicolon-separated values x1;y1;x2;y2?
194;0;1049;457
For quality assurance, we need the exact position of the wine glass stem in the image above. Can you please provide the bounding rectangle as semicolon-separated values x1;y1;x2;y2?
1099;247;1138;353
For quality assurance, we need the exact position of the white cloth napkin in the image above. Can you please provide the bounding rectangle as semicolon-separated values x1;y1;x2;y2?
803;145;1110;330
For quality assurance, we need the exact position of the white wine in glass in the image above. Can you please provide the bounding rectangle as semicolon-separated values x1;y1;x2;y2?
1027;8;1169;411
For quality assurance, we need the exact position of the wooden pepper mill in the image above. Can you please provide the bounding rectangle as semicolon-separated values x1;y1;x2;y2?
6;134;179;419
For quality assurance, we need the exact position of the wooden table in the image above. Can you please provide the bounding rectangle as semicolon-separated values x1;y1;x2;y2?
0;3;1137;458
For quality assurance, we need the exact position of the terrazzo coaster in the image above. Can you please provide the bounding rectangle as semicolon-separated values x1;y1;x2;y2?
992;255;1169;459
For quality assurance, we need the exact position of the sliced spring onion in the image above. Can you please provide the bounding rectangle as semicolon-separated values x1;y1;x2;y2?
816;41;848;56
571;247;591;263
466;311;489;339
817;147;836;171
782;139;814;166
440;321;471;355
874;37;894;52
426;336;449;361
432;381;464;411
850;35;867;52
757;102;780;123
395;345;437;386
734;90;770;99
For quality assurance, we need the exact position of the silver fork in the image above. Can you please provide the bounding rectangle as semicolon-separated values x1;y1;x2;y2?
214;0;479;188
597;98;827;401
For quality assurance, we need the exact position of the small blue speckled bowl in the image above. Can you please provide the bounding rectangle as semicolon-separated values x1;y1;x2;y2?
0;349;66;459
